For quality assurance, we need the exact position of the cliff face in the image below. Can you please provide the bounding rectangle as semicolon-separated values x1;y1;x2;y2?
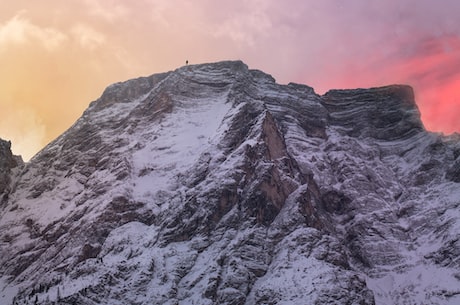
323;85;424;140
0;61;459;305
0;139;22;204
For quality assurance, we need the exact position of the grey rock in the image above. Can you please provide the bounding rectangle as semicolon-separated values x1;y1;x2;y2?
0;138;22;202
446;158;460;182
322;85;424;140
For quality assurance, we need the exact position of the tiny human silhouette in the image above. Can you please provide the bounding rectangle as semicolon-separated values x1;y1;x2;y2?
186;60;188;65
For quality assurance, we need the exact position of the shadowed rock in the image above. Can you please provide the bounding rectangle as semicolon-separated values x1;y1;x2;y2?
322;85;425;140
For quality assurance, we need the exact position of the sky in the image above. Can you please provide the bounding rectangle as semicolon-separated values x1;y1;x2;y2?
0;0;459;160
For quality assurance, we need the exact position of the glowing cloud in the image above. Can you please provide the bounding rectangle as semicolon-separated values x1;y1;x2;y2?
71;23;106;50
0;12;67;51
0;104;46;161
0;1;459;160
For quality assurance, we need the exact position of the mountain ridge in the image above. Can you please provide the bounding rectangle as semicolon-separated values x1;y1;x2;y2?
1;60;459;305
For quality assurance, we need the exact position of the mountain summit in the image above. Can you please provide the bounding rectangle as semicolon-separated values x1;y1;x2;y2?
1;60;459;304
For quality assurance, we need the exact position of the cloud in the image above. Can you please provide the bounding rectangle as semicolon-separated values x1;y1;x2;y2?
400;36;460;84
356;33;460;134
211;1;272;47
0;12;67;51
0;104;46;161
1;0;459;160
280;1;460;134
82;0;129;22
71;23;106;50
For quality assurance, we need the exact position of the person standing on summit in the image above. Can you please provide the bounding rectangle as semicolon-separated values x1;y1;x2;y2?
186;60;188;65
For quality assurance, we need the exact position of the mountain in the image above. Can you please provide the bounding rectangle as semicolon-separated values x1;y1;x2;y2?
1;60;459;305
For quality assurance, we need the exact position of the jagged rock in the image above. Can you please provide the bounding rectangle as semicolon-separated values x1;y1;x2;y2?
0;139;22;202
446;158;460;182
0;61;459;305
322;85;425;140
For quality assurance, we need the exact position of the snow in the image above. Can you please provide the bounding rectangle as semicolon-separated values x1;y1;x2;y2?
0;277;18;305
367;264;460;305
131;94;232;202
246;227;363;304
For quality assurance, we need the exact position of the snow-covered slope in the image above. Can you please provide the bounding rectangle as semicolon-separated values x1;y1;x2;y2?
0;60;459;305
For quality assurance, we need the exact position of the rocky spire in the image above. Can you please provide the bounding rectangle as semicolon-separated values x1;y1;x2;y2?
0;138;22;199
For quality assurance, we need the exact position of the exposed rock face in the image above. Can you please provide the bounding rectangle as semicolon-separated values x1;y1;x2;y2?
0;139;22;202
446;143;460;182
0;61;459;305
322;85;424;140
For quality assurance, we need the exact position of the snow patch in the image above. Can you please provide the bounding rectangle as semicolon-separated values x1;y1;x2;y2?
0;277;18;305
131;95;232;201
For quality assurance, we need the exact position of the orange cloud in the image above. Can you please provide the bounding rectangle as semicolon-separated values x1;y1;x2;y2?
0;10;132;160
71;23;106;50
0;12;67;51
1;1;460;160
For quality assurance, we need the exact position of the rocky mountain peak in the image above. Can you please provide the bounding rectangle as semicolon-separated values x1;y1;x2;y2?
0;61;459;305
322;85;424;140
0;139;20;170
0;139;22;199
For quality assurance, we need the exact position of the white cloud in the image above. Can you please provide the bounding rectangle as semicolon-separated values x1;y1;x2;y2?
71;23;106;50
0;12;67;51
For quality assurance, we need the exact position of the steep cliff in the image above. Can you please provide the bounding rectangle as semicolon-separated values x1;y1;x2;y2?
0;61;459;305
0;139;22;205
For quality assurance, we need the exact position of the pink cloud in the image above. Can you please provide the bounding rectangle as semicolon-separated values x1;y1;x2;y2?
290;2;460;134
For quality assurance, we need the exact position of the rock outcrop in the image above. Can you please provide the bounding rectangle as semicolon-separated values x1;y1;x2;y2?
322;85;424;140
0;61;459;305
0;139;22;203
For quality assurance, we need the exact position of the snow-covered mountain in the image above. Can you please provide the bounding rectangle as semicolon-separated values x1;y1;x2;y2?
1;60;459;305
